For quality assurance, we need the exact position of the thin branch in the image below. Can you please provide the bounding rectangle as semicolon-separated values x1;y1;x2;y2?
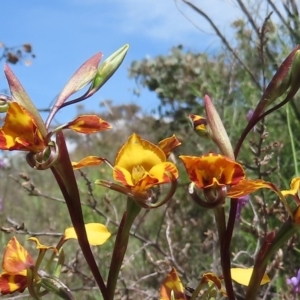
179;0;262;90
2;217;63;236
236;0;260;36
267;0;300;42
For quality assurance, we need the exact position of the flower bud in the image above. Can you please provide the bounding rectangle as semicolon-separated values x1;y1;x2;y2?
39;270;74;300
287;49;300;98
188;114;208;137
253;45;300;119
4;65;47;136
87;44;129;96
204;95;234;159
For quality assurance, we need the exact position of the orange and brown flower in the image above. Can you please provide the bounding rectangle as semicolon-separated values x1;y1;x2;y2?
180;153;272;206
72;133;179;207
180;153;245;190
0;101;111;154
0;237;34;295
0;223;111;295
160;267;186;300
0;102;47;152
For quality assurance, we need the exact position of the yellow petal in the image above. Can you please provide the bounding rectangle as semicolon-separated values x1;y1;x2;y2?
115;133;166;172
160;267;186;300
27;237;58;253
0;102;45;152
202;272;222;289
158;135;181;157
113;162;178;192
188;114;208;135
0;270;28;294
282;177;300;196
149;162;179;182
2;237;34;274
231;268;270;286
113;166;134;187
65;115;111;134
64;223;111;246
228;179;275;198
72;156;105;170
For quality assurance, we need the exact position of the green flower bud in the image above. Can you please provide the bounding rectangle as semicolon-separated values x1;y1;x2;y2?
287;49;300;98
88;44;129;95
39;270;74;300
254;45;300;118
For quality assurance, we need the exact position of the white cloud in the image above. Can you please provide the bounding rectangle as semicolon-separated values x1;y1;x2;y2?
53;0;226;48
113;0;242;41
51;0;286;49
104;0;287;44
24;0;288;46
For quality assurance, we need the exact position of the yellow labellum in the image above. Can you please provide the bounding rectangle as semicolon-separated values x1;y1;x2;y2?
231;268;270;286
64;223;111;246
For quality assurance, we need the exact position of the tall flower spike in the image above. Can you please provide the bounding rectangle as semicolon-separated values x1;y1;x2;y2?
1;56;114;298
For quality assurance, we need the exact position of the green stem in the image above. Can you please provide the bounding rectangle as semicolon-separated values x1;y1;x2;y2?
286;103;299;176
106;198;141;300
34;250;47;283
222;199;239;300
190;282;206;300
214;206;236;299
245;220;300;300
214;207;226;246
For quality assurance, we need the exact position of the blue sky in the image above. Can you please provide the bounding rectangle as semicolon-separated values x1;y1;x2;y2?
0;0;249;123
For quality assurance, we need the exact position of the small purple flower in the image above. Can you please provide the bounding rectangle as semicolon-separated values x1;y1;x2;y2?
0;157;10;169
287;269;300;295
246;109;257;132
246;109;254;122
236;195;250;222
0;158;5;168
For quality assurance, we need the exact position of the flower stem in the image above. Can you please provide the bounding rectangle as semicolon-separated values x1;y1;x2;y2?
214;206;235;300
106;198;141;300
286;103;299;176
52;132;108;300
245;220;300;300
